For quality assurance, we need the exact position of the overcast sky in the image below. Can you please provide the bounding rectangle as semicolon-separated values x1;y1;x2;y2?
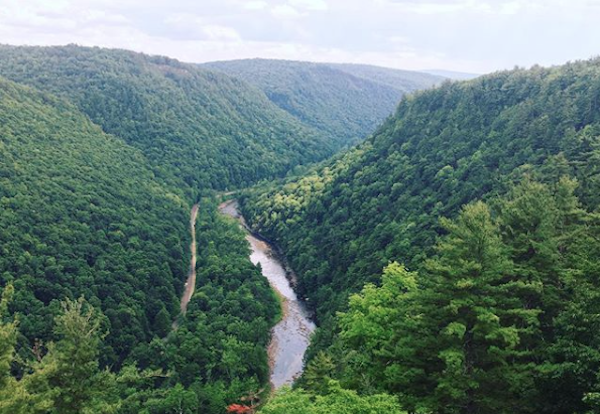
1;0;598;73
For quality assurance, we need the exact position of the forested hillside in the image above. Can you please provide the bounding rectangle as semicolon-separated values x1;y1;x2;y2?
0;45;334;195
0;47;294;412
0;76;190;366
243;58;600;318
241;58;600;412
204;59;443;147
3;40;600;413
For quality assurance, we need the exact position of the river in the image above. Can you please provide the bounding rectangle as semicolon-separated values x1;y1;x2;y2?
219;200;316;389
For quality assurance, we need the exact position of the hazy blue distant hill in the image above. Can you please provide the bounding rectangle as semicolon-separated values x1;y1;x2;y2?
204;58;443;146
423;68;481;80
328;62;445;90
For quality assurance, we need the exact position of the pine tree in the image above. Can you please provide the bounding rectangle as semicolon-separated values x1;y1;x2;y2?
38;297;119;414
0;285;52;414
303;351;335;395
421;201;535;414
495;177;589;412
535;179;600;413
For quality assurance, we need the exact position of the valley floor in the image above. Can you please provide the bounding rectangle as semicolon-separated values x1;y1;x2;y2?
219;200;315;389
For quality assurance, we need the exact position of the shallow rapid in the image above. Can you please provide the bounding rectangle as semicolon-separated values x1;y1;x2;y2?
219;200;316;389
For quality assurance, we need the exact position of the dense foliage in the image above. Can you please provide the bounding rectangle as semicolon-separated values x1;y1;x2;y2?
0;47;294;411
241;58;600;411
0;77;189;367
0;289;207;414
0;196;279;414
204;59;442;147
127;198;280;413
0;45;335;195
259;383;404;414
328;178;600;413
241;58;600;325
5;41;600;413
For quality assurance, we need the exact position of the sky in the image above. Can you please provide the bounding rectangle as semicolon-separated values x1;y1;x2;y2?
1;0;599;74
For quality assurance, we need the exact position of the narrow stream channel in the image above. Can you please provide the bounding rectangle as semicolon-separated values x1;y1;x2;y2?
219;200;316;389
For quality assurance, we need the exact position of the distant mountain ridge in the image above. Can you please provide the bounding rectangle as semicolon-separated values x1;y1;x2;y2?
328;62;447;90
0;45;336;195
204;58;443;147
423;68;481;80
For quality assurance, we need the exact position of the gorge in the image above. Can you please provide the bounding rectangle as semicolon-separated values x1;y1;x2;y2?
219;200;315;389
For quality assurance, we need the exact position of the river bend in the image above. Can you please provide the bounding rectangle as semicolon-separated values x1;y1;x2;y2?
219;200;315;389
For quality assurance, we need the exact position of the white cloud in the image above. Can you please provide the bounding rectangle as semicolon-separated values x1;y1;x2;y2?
271;4;305;18
388;0;493;15
244;1;269;10
498;1;523;14
203;25;241;41
389;35;410;44
290;0;329;11
164;13;239;41
0;0;599;73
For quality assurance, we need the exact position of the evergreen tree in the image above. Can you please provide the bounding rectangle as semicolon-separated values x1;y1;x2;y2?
302;351;335;395
535;180;600;413
336;262;429;409
0;285;52;414
39;298;119;414
419;201;536;414
153;307;172;338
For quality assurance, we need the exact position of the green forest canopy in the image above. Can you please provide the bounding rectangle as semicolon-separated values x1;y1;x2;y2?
0;45;337;196
240;58;600;412
4;44;600;413
242;58;600;324
204;58;443;147
0;45;313;413
0;76;189;366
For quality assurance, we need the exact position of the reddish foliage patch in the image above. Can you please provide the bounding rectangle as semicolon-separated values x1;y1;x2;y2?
226;404;253;414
